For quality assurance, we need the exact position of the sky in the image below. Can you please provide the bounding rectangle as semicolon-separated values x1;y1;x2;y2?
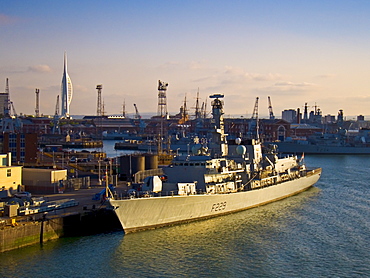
1;0;370;119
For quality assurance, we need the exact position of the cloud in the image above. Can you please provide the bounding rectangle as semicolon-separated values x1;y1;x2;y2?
224;66;286;82
0;14;18;25
188;60;209;70
192;75;217;83
28;65;52;73
315;74;336;79
192;67;286;89
274;81;316;87
255;81;318;95
157;61;180;69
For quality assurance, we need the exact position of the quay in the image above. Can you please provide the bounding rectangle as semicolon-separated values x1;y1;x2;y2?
0;184;128;253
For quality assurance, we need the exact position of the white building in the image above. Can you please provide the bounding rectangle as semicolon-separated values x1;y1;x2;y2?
61;52;73;118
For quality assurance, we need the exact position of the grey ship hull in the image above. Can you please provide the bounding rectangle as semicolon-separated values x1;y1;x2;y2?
109;168;321;233
274;142;370;154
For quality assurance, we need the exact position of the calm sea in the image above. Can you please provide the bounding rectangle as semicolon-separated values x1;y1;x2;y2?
1;155;370;278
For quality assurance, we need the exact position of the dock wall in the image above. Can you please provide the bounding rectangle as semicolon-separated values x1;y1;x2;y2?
0;209;121;253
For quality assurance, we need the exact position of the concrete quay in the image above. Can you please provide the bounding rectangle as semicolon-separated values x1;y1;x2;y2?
0;183;129;253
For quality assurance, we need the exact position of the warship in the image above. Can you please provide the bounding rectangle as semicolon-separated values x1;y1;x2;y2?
271;140;370;154
108;94;322;233
272;128;370;155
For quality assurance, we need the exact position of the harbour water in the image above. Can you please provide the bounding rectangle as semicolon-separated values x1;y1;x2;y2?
1;155;370;277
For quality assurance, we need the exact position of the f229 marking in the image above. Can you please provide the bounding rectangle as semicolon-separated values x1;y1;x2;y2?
211;202;227;212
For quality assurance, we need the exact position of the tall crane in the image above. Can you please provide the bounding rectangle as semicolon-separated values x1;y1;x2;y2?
10;101;17;117
251;97;259;120
268;96;275;120
133;103;141;119
52;95;61;134
133;103;145;133
55;95;60;116
2;78;22;132
248;97;259;140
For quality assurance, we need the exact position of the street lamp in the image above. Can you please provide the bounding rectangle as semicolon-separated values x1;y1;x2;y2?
98;159;102;185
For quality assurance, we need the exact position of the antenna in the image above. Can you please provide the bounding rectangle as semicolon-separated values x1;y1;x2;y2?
35;88;40;117
96;84;103;116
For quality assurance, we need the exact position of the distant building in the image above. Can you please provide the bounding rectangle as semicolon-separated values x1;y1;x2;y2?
260;119;291;142
2;133;38;164
282;109;297;123
323;115;336;124
357;115;365;121
290;124;322;138
0;92;8;117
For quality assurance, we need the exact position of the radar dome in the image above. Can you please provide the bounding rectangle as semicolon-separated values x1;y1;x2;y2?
236;145;246;155
235;138;242;145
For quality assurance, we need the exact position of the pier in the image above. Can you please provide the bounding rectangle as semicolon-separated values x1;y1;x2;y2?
0;186;126;253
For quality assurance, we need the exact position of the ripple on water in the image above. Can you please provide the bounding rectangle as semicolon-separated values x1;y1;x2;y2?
1;156;370;277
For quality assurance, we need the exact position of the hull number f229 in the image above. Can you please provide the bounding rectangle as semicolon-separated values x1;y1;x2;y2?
211;202;227;212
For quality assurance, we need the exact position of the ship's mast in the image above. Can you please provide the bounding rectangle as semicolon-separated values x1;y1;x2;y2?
209;94;228;157
194;88;201;119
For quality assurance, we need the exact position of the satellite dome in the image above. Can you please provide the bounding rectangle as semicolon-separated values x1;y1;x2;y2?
235;138;242;145
236;145;246;155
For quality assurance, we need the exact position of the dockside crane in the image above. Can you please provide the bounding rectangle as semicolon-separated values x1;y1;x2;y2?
10;101;17;118
3;101;22;132
248;97;260;140
51;95;61;134
268;96;275;120
55;95;60;116
133;103;141;119
2;79;22;132
133;103;146;133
